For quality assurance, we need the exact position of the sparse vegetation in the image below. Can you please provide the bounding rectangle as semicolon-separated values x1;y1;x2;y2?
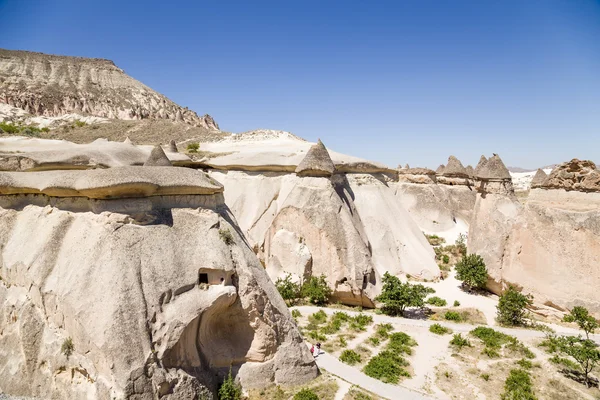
275;274;301;305
376;272;435;316
425;234;446;246
455;253;488;290
496;285;533;326
301;275;332;305
450;333;471;350
429;323;452;335
470;327;534;359
442;254;450;264
61;337;74;359
339;349;362;365
444;311;461;321
186;142;200;153
293;388;319;400
218;368;242;400
291;309;301;319
453;300;460;307
501;369;537;400
74;119;87;127
426;296;448;307
219;228;234;245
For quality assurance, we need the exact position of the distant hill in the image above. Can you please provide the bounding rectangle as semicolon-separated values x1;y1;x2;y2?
0;48;218;130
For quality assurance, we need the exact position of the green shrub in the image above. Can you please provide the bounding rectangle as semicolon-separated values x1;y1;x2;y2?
339;336;348;347
218;368;242;400
375;272;435;316
41;127;50;132
339;349;362;365
186;142;200;153
556;335;600;388
455;254;488;290
387;332;417;355
444;311;461;321
517;358;533;369
483;347;500;358
218;228;234;245
375;323;394;338
276;274;301;305
455;233;467;255
425;234;446;246
481;373;490;381
73;119;86;127
429;323;451;335
301;275;332;305
293;388;319;400
426;296;447;307
442;254;450;264
501;369;536;400
368;336;380;346
307;330;326;342
363;350;410;383
61;337;74;359
291;309;301;318
563;306;598;339
309;310;328;324
470;327;510;349
0;122;20;134
453;300;460;307
449;333;471;349
497;285;533;326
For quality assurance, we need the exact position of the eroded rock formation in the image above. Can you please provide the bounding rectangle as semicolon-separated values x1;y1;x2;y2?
0;49;219;129
0;166;317;399
469;158;600;316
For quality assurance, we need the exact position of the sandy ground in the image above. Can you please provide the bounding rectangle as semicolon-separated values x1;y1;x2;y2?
294;269;600;400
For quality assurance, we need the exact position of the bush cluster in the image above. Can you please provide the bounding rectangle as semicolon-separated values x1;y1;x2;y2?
501;369;537;400
496;285;533;326
376;272;435;316
455;254;488;290
429;323;452;335
363;330;417;383
444;311;461;321
449;333;471;350
426;296;447;307
339;349;362;365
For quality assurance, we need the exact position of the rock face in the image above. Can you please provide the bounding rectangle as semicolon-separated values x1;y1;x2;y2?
469;158;600;316
0;167;317;399
0;49;219;130
541;159;600;192
294;139;335;177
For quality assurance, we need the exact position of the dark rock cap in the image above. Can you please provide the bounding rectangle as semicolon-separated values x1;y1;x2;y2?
144;145;172;167
476;154;511;180
295;139;335;177
442;155;468;177
169;140;178;153
474;155;488;176
530;169;548;188
436;164;445;174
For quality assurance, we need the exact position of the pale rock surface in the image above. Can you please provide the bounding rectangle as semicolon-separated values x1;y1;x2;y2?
0;168;317;399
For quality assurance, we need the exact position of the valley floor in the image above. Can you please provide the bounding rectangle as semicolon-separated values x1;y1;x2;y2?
289;270;600;400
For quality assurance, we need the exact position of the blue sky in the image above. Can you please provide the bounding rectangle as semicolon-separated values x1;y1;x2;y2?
1;0;599;169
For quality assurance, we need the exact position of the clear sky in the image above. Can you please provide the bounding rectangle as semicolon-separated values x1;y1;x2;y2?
1;0;599;169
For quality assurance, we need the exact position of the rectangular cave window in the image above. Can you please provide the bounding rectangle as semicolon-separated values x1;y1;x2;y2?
199;273;209;284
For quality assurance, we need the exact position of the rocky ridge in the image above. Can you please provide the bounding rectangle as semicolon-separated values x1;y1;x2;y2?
0;49;218;130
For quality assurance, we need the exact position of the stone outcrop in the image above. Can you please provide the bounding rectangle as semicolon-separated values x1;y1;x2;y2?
144;145;173;167
442;156;468;177
530;168;548;189
0;49;219;129
0;167;317;399
469;158;600;316
474;154;514;197
397;167;437;184
169;140;178;153
474;155;488;177
540;159;600;192
294;139;335;177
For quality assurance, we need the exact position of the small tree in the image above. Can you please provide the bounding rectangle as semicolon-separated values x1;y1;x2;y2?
557;335;600;388
218;368;242;400
61;337;74;359
563;306;598;340
375;272;435;316
187;142;200;153
275;273;301;305
496;285;533;326
455;254;488;290
301;275;332;305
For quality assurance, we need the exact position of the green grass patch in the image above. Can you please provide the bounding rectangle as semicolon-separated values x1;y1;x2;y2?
429;323;452;335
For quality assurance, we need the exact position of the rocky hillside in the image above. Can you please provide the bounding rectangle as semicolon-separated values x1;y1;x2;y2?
0;49;218;129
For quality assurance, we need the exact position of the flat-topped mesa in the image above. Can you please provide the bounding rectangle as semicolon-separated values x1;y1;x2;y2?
295;139;335;177
144;145;172;166
474;154;514;195
530;168;549;189
540;159;600;192
438;155;472;186
397;167;437;184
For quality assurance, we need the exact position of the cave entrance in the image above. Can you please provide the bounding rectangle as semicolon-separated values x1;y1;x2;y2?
199;273;209;284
